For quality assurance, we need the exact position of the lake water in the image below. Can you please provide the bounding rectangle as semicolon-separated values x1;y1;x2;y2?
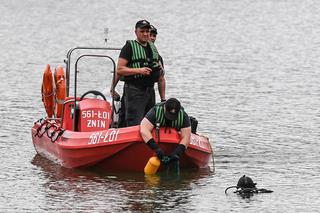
0;0;319;212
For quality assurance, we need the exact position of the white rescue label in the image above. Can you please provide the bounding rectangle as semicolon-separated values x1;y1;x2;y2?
82;110;110;128
88;129;120;145
189;136;206;149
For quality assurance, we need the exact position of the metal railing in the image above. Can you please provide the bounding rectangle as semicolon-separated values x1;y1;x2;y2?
63;47;121;130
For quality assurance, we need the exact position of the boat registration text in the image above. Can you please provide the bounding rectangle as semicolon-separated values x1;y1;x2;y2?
82;110;111;128
88;129;120;145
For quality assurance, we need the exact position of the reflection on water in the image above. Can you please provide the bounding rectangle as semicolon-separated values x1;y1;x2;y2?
31;154;212;212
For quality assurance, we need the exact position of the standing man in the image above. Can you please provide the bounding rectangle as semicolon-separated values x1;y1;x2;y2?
149;25;158;43
149;25;166;103
114;20;165;127
140;98;191;163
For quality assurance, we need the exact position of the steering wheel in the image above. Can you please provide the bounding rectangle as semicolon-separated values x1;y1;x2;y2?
80;90;106;101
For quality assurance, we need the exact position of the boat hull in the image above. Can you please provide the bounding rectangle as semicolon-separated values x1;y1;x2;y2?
31;120;213;172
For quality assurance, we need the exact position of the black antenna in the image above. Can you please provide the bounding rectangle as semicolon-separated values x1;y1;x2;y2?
104;28;109;45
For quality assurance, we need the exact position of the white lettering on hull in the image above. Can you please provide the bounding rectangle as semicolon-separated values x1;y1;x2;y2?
82;110;110;119
190;136;207;149
87;120;106;128
88;129;120;145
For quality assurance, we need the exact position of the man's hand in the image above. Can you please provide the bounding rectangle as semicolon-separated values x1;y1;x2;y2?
168;154;180;163
139;67;152;76
165;144;186;164
161;154;178;165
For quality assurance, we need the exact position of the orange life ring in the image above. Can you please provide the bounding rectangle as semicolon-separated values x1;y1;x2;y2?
54;66;66;118
41;64;55;118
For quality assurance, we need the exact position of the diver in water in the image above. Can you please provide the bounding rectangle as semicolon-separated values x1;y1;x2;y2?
225;175;273;198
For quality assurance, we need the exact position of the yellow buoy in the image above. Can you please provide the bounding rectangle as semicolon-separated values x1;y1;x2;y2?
144;156;161;175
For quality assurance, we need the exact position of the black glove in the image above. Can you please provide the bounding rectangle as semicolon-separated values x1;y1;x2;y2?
146;138;164;160
168;144;186;163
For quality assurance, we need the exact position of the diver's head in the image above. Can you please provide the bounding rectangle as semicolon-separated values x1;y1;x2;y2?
237;175;256;189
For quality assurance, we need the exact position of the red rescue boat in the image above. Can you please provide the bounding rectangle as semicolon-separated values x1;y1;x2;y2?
31;47;213;172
